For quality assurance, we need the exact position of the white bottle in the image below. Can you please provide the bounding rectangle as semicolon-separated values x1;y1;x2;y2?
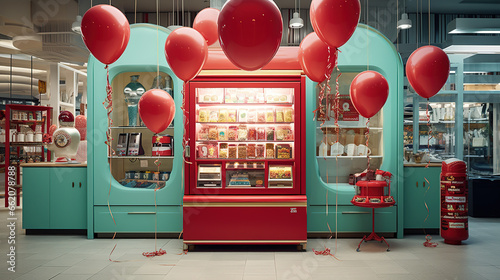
318;141;328;157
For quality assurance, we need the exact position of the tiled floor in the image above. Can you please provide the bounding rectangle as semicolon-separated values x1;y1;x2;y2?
1;207;499;280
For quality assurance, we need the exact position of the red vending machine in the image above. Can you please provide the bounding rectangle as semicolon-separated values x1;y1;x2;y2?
183;75;307;249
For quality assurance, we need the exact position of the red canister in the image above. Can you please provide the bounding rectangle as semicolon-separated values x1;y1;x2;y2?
440;159;468;245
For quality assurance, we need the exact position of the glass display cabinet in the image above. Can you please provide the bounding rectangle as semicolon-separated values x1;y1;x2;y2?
187;83;301;195
183;76;307;249
305;25;404;238
87;24;184;238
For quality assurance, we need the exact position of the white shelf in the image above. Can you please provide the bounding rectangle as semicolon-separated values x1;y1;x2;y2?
318;125;383;130
109;156;174;159
59;102;75;108
316;155;383;159
109;125;174;129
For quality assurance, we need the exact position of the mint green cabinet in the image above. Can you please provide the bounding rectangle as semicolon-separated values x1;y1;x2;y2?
22;166;87;230
22;167;50;229
49;167;87;229
403;166;441;229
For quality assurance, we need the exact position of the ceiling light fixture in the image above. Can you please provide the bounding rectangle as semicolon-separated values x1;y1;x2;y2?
397;13;412;29
71;15;82;34
397;0;412;30
289;0;304;29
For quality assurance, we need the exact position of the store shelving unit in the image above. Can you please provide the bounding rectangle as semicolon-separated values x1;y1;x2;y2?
3;104;52;207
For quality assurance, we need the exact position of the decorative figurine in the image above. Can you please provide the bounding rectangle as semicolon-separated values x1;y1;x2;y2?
123;75;146;126
43;111;81;162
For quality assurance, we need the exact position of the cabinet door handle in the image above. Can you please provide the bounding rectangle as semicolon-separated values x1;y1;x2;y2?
423;181;426;188
79;182;81;188
128;212;156;215
416;181;418;188
72;182;74;188
342;211;371;214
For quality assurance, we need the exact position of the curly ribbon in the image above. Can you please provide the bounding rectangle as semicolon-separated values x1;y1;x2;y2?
315;51;341;261
181;82;192;165
142;149;167;258
422;99;437;247
313;48;337;123
423;234;438;247
365;118;371;171
101;64;120;262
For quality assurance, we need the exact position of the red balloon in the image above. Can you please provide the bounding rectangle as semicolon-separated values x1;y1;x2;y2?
350;71;389;119
138;89;176;134
310;0;360;49
406;46;450;99
165;27;208;82
218;0;283;71
81;5;130;65
193;8;220;46
298;32;337;83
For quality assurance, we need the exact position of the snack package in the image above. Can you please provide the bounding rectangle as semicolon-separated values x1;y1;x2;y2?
247;110;256;123
284;108;293;122
257;127;266;141
207;144;218;158
247;127;257;141
276;144;292;159
266;109;275;122
228;126;238;140
238;125;248;141
228;110;237;122
209;109;219;122
276;126;292;141
218;109;228;122
247;144;256;159
237;144;247;159
198;144;208;158
208;126;218;140
219;143;228;158
228;144;237;158
276;108;284;122
198;126;209;140
239;109;247;122
257;110;266;122
266;127;275;141
256;144;265;158
266;143;275;158
199;109;208;122
218;126;227;141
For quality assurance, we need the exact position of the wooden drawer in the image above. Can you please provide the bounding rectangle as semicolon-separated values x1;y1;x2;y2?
94;206;182;233
308;205;397;233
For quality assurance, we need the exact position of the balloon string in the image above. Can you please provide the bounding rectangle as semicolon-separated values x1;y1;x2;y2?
421;100;437;247
365;118;370;170
142;146;167;257
102;64;119;262
181;83;192;165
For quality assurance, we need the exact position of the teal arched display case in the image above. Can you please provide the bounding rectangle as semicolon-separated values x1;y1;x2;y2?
86;24;184;238
305;24;404;238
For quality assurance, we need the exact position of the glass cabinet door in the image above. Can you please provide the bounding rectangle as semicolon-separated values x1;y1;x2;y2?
315;71;383;183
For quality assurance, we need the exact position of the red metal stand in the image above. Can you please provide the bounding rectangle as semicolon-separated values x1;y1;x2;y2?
356;208;390;252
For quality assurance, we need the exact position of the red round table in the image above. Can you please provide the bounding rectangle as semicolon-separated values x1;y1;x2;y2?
351;180;395;252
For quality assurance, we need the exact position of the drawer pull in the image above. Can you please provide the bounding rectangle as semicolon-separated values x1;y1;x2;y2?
416;181;418;188
342;211;371;214
72;182;74;188
79;182;82;188
128;212;156;215
423;181;426;187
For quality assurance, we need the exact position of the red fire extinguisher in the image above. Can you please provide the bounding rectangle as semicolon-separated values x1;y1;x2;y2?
440;159;468;245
